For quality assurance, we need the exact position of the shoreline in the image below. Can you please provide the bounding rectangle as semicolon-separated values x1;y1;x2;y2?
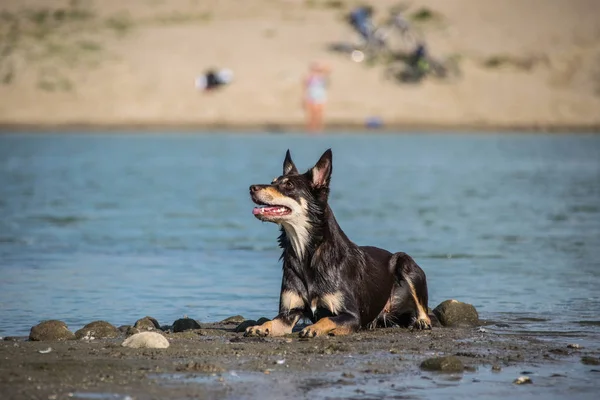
1;121;599;134
2;319;599;399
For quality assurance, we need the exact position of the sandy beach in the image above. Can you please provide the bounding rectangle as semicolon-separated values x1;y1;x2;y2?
0;0;599;131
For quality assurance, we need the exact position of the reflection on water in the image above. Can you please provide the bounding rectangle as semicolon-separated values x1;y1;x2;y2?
0;133;599;337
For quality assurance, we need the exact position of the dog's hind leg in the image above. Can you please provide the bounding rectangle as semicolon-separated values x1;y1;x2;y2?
389;252;431;330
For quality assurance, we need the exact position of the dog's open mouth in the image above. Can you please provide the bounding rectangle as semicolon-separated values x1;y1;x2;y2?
252;204;292;217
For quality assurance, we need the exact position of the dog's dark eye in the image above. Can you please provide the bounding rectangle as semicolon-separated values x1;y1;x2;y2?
284;181;294;189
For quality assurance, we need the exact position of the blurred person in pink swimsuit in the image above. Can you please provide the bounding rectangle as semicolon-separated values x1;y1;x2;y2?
303;62;331;133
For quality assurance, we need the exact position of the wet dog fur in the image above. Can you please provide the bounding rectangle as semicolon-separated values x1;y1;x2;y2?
245;149;431;338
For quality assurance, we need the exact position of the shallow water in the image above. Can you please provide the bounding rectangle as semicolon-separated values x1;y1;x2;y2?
153;356;599;400
0;132;599;337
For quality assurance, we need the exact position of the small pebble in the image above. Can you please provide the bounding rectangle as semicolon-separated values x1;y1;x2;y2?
514;376;532;384
567;343;582;349
38;347;52;354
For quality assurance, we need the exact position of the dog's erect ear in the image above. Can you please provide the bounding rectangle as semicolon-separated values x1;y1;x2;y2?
283;149;298;176
311;149;333;188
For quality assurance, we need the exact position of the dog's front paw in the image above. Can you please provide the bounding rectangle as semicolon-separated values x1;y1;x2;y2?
299;325;320;338
244;321;274;337
410;316;432;331
298;317;352;338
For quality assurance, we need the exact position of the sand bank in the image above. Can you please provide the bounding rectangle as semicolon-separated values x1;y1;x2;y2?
0;0;599;131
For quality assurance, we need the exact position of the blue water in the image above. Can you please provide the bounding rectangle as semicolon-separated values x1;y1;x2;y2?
0;132;599;338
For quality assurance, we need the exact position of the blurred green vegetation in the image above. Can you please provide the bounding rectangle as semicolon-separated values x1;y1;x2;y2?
482;54;549;71
0;0;126;92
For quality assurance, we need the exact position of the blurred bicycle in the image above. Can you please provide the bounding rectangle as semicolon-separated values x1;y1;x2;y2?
385;43;461;84
347;6;420;63
344;6;461;83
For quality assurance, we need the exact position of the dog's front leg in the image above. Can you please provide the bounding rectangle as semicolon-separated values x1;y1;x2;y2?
299;313;359;338
245;288;305;337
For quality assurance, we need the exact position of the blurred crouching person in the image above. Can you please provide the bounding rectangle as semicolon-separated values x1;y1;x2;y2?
195;68;234;92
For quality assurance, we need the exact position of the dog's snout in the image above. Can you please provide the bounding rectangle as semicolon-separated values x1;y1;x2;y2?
250;185;260;193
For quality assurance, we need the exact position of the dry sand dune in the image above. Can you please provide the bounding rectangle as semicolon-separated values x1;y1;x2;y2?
0;0;599;131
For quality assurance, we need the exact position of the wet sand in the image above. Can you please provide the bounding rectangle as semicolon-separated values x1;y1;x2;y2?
2;320;599;399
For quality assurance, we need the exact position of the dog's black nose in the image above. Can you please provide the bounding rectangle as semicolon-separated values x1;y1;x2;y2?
250;185;260;193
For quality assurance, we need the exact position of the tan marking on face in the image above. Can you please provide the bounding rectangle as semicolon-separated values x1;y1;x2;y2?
261;186;285;201
319;292;344;315
405;278;431;324
281;291;304;311
299;317;354;337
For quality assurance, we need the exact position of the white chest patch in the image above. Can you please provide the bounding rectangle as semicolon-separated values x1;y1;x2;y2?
281;198;311;259
310;292;345;316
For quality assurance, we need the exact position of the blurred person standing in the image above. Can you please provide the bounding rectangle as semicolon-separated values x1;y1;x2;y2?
303;61;331;133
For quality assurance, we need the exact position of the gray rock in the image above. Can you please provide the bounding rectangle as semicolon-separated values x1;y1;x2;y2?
134;316;160;331
235;320;258;333
75;321;120;339
126;326;140;336
428;313;442;328
119;325;141;336
220;315;246;325
420;356;464;372
581;356;600;365
29;320;75;341
172;317;201;332
433;299;479;327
